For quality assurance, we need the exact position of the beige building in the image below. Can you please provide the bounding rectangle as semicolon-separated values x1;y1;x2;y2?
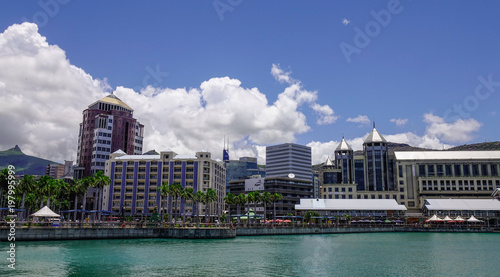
103;150;226;217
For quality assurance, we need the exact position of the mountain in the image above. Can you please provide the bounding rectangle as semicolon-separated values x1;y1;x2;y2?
448;141;500;151
0;145;60;175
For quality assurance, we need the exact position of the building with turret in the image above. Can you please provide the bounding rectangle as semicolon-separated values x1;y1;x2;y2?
319;126;500;213
75;94;144;179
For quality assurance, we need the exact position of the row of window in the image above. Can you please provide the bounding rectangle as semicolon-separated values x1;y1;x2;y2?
421;179;500;191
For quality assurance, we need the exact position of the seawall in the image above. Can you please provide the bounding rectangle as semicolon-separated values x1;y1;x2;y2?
0;227;236;241
236;226;491;236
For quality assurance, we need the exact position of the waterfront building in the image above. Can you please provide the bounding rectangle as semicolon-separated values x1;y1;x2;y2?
319;127;500;213
103;150;226;217
295;199;407;218
75;94;144;179
227;176;314;217
422;198;500;224
266;143;312;181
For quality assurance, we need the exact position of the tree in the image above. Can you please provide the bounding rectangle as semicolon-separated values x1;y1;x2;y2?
271;193;283;225
204;188;217;224
159;182;170;223
252;191;262;224
72;178;88;221
93;171;111;220
235;193;246;224
304;211;320;223
169;183;183;224
224;192;236;224
0;168;11;208
194;190;205;227
182;188;194;225
18;175;36;219
261;191;272;221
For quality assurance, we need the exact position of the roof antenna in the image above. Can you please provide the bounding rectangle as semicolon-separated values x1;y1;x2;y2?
373;122;376;129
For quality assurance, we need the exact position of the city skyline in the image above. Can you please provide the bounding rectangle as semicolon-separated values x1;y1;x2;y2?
1;1;500;165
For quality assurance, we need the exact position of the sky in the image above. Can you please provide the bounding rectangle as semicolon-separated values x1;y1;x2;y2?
0;1;499;165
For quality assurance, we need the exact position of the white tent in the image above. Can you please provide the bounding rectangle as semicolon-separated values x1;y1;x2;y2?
443;216;453;222
466;215;482;222
454;216;465;222
31;206;60;217
426;214;442;222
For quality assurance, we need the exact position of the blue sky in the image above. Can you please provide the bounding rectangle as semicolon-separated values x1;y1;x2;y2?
0;1;499;164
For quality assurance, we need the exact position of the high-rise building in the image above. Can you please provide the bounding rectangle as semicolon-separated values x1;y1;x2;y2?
266;143;312;181
75;94;144;178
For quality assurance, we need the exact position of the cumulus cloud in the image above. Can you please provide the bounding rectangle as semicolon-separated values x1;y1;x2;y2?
347;115;370;125
423;113;481;143
390;118;408;126
0;23;107;162
0;23;336;165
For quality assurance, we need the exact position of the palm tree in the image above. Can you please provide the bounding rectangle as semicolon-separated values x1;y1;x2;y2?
93;171;111;220
235;193;246;224
72;178;88;221
271;193;283;225
194;190;205;227
159;182;170;223
204;188;217;224
261;191;272;222
246;192;256;226
169;183;183;224
18;175;36;219
182;188;194;225
0;168;11;208
224;193;236;224
252;191;262;224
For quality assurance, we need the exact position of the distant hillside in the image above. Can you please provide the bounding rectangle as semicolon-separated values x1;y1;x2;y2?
0;145;60;175
448;141;500;151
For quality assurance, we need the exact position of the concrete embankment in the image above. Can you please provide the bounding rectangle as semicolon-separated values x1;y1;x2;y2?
236;226;491;236
0;227;236;241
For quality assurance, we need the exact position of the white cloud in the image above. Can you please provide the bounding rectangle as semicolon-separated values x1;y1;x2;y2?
271;63;294;84
347;115;370;125
0;23;107;162
390;118;408;126
423;113;481;143
0;23;336;165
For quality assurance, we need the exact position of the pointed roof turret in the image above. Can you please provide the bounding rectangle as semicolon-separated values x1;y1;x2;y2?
325;156;334;166
335;137;353;151
364;127;387;144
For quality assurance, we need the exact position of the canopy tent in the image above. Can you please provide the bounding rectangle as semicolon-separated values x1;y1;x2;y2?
443;216;453;222
31;206;60;217
425;214;442;222
467;215;483;222
454;216;465;222
239;209;262;220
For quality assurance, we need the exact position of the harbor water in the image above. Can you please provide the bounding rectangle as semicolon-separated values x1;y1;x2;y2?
4;232;498;276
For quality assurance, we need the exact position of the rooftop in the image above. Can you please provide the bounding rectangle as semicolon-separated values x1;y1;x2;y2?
394;151;500;160
424;199;500;211
295;199;407;211
89;94;134;111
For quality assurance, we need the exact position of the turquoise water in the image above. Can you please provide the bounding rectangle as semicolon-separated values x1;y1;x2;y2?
3;233;499;276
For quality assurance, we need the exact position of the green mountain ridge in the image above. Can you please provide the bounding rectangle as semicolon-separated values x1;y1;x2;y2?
0;145;60;176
